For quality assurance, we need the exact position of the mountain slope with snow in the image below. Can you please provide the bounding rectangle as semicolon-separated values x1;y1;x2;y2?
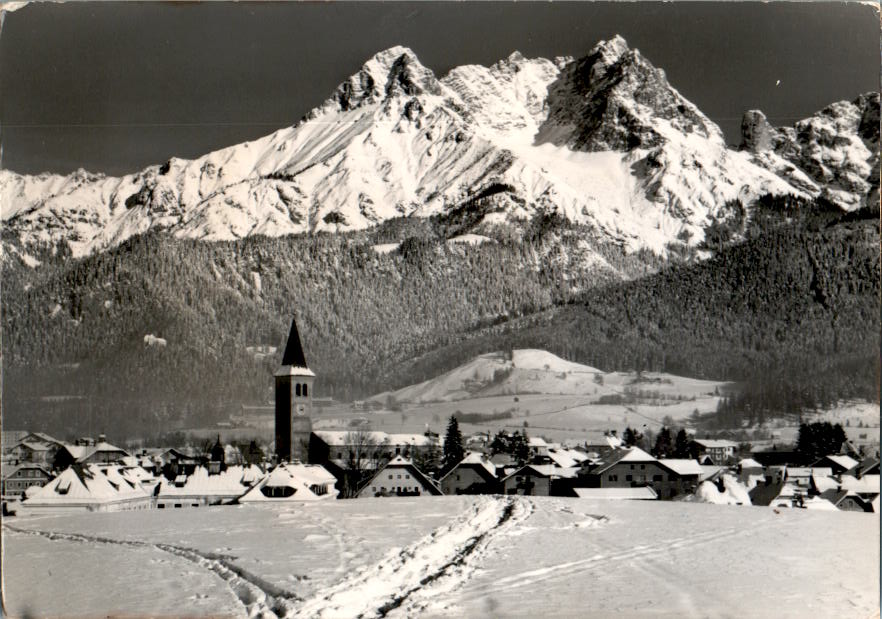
372;348;727;404
2;38;877;258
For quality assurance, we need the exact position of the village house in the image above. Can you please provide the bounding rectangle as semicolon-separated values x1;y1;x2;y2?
239;463;337;502
819;489;875;513
656;458;702;494
2;430;29;455
53;437;131;469
736;457;765;484
501;464;579;497
751;449;811;467
844;457;880;478
439;452;499;495
19;464;153;514
577;447;692;499
692;439;739;464
527;437;549;459
155;464;264;508
811;455;859;476
542;446;591;469
786;467;833;488
748;478;787;507
158;447;202;477
8;441;57;467
357;455;442;498
1;463;53;498
309;430;436;467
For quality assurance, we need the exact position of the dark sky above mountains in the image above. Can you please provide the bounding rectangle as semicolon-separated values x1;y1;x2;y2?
1;1;878;176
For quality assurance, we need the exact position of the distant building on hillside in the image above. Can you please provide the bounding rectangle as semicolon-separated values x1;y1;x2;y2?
692;439;739;464
275;317;315;463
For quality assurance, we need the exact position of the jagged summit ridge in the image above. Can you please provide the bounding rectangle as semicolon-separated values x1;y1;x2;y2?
538;36;720;151
740;92;880;209
328;46;443;113
1;36;877;261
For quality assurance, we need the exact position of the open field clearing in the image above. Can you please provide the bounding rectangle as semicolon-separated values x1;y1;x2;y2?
3;496;877;618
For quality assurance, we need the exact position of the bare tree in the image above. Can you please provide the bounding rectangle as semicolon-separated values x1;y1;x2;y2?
342;428;389;498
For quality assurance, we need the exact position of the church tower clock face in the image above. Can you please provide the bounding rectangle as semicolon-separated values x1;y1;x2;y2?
296;403;306;415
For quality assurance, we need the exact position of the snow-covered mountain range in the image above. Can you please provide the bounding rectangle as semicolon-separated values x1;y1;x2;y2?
2;36;878;258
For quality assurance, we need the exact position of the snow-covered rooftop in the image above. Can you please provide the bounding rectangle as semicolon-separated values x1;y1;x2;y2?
693;439;739;448
239;463;337;502
159;465;263;499
314;430;433;447
840;474;880;494
659;459;702;476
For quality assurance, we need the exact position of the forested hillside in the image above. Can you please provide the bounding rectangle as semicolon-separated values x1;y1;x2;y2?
2;219;652;438
2;199;878;439
391;201;880;425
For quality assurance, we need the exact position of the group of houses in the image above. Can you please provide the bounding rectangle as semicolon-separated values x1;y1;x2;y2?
1;429;337;514
4;317;878;515
739;453;881;512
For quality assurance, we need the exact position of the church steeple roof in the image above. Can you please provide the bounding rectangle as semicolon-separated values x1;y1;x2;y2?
281;317;309;368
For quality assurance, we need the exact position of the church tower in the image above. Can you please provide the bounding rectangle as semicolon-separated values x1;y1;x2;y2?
275;317;314;463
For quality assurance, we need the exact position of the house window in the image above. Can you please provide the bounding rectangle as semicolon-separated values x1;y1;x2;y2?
608;475;617;482
174;503;182;508
303;384;308;397
296;384;301;397
405;474;410;479
456;475;460;481
640;464;645;470
397;474;402;479
653;475;663;482
630;465;635;470
158;503;165;509
625;475;632;482
389;474;393;479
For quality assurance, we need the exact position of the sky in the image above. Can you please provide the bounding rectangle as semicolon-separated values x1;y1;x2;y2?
0;1;878;176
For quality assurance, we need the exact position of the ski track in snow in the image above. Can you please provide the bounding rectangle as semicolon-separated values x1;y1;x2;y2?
3;522;298;618
3;497;533;619
488;524;745;594
289;496;532;619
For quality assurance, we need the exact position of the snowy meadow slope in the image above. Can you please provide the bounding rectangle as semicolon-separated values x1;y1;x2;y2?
3;497;879;618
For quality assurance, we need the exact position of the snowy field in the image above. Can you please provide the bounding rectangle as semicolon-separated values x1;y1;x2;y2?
3;497;878;618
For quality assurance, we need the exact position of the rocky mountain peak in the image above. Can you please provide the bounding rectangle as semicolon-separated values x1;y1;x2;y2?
1;39;875;261
856;91;880;144
740;110;777;153
538;36;720;152
331;46;442;112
